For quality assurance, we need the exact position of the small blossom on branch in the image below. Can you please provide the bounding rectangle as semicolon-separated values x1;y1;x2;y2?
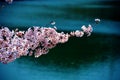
95;18;101;24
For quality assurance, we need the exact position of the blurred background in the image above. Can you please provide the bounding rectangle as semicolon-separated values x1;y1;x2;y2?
0;0;120;80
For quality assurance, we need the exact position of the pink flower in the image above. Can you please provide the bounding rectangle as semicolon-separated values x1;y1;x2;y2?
81;24;93;36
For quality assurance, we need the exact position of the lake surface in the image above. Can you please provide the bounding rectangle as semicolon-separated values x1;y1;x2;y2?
0;0;120;80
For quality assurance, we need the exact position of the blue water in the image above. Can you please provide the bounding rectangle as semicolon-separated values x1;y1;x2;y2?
0;0;120;34
0;58;120;80
0;0;120;80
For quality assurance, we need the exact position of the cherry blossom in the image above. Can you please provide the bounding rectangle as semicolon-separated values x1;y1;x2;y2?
0;23;94;64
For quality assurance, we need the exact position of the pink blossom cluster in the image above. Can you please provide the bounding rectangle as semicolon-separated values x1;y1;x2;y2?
0;24;93;64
